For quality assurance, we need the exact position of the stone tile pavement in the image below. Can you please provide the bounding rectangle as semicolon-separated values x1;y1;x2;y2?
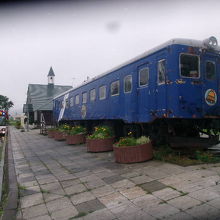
10;127;220;220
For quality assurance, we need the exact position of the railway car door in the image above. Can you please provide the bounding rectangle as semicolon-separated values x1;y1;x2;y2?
202;54;219;114
178;53;203;117
137;64;151;122
155;58;167;117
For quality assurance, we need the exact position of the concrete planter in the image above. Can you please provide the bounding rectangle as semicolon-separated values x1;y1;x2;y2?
113;142;153;163
47;130;55;138
54;131;66;141
66;134;86;145
86;137;114;152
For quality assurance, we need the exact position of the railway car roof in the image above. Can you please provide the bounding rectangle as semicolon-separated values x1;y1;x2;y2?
54;37;220;100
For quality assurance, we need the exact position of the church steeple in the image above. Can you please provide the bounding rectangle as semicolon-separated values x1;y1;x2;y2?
47;67;55;85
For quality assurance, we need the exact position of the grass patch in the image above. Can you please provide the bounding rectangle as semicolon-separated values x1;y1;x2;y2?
159;200;167;204
167;185;177;191
64;194;71;198
180;191;188;196
18;184;27;191
71;212;88;219
40;189;50;194
0;142;4;161
153;145;220;166
0;176;8;217
0;148;9;218
167;186;188;196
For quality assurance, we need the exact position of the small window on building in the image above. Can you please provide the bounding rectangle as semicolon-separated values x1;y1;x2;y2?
180;54;199;78
206;61;216;80
124;75;132;93
65;99;69;108
139;68;149;86
99;85;106;100
70;97;74;107
111;81;120;96
158;60;166;84
82;92;87;104
75;95;79;105
90;89;96;101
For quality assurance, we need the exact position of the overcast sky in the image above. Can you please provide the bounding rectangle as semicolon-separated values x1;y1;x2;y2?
1;0;220;115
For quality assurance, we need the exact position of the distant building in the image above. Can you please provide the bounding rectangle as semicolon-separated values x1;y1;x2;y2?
23;67;72;125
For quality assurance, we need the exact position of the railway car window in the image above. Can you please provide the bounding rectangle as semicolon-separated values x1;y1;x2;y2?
206;61;216;80
158;60;166;84
139;68;149;86
180;54;199;78
90;89;96;101
70;97;74;107
111;81;120;96
99;86;106;100
124;75;132;93
82;92;87;104
75;95;79;105
65;99;69;108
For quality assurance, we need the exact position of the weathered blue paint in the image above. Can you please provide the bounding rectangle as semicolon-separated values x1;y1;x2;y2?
53;40;220;124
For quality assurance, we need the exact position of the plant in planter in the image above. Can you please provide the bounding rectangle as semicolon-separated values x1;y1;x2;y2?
113;136;153;163
54;124;71;141
66;126;86;145
86;126;114;152
47;127;56;138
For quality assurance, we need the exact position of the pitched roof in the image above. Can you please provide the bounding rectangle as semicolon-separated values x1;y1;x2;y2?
27;84;72;111
37;99;53;111
47;67;55;76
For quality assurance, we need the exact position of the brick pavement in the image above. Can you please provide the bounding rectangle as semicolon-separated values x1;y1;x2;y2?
10;127;220;220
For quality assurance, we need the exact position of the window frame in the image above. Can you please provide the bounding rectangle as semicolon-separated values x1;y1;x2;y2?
124;75;132;93
70;97;74;107
111;80;120;96
179;53;200;79
139;67;149;87
205;60;216;80
82;92;87;104
99;85;107;100
75;94;79;105
65;98;69;108
90;89;96;102
157;59;166;85
61;100;64;108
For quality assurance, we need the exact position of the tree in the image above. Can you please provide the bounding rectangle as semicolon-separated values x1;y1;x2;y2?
0;95;14;110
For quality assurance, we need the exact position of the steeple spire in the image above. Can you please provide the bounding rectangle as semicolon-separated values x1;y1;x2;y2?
48;67;55;85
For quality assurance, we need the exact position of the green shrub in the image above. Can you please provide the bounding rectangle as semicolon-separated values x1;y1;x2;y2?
15;120;21;129
136;136;150;145
68;126;86;135
153;146;173;161
116;136;150;147
58;124;71;132
195;151;220;163
88;126;113;139
117;137;137;146
153;146;220;166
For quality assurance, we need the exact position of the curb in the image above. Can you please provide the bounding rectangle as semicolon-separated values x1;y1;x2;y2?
2;128;18;220
0;137;6;201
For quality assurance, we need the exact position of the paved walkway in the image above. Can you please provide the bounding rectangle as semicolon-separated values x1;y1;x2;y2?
11;127;220;220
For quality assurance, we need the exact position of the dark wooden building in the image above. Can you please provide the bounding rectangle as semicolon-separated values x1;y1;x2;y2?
24;67;72;126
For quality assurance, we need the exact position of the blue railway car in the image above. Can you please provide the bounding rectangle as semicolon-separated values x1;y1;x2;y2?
53;37;220;142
